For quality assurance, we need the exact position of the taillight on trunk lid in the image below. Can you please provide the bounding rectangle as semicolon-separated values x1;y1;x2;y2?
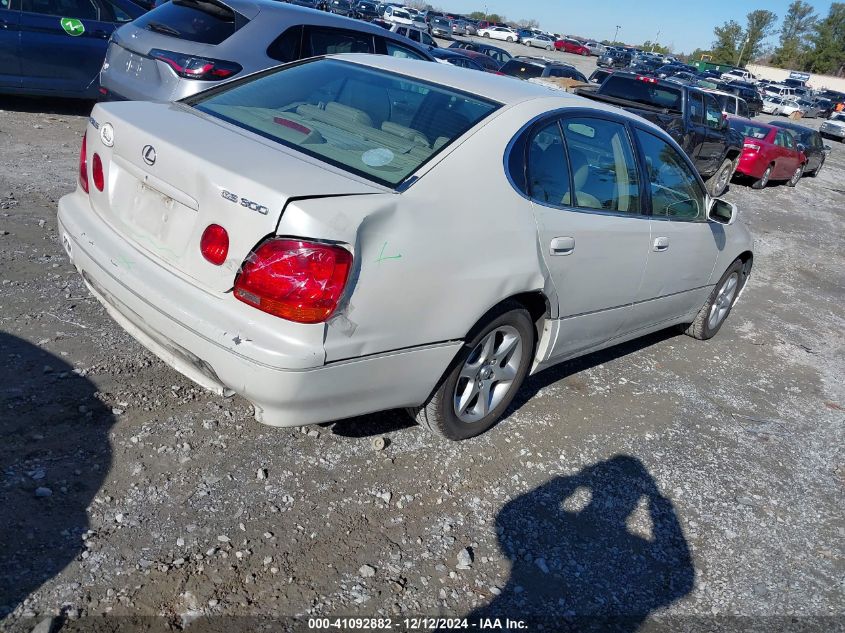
149;49;242;81
234;239;352;324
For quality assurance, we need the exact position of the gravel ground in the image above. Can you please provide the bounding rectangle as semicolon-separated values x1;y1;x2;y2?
0;73;843;633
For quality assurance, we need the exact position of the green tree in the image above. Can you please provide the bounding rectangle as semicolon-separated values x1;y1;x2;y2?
742;9;778;64
711;20;743;64
771;1;817;68
468;10;486;20
806;2;845;75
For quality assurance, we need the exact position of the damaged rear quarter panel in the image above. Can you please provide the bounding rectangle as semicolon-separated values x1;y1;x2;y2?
278;103;549;363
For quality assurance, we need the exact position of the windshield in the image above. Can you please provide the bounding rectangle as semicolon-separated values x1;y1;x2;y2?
499;60;543;79
189;59;500;187
600;76;683;112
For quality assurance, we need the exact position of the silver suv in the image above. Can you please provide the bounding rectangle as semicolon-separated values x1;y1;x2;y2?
100;0;434;102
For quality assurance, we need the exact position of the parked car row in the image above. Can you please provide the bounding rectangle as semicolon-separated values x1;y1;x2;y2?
575;71;834;192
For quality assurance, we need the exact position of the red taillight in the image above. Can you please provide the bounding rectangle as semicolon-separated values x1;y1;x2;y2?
234;239;352;324
200;224;229;266
149;48;242;81
636;75;657;83
92;153;104;191
79;134;89;193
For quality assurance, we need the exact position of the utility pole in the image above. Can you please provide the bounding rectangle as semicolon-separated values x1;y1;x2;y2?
614;25;621;43
736;37;748;67
652;29;660;52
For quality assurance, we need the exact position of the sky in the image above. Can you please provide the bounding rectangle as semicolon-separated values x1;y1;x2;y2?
444;0;835;53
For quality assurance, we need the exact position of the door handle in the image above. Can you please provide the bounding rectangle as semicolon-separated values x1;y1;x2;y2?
550;236;575;256
653;236;670;252
93;29;110;39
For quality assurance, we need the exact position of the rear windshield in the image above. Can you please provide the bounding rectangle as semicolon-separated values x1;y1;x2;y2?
500;60;543;79
134;0;245;45
601;76;682;111
189;59;499;187
729;120;770;139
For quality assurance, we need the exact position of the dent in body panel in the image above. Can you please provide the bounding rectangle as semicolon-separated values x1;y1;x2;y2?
277;121;549;363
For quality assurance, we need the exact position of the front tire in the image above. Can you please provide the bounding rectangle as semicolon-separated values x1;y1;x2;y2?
706;157;734;197
408;303;534;440
483;32;490;38
809;156;825;177
683;259;746;340
507;36;514;42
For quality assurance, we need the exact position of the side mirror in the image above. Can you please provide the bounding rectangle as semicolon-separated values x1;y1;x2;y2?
708;198;736;225
797;143;806;153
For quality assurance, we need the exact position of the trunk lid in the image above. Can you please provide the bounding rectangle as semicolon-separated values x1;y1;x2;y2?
86;101;384;293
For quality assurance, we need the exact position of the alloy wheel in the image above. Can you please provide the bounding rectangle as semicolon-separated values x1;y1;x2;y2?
715;161;732;194
707;273;739;331
760;166;772;187
453;326;523;423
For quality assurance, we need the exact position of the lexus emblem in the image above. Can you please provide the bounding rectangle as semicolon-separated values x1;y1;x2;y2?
142;144;156;166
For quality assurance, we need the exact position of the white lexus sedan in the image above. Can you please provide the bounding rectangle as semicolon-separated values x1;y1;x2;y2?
58;55;753;440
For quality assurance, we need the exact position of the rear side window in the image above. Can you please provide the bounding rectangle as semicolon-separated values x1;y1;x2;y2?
560;117;640;213
190;58;499;187
526;121;572;206
134;0;245;45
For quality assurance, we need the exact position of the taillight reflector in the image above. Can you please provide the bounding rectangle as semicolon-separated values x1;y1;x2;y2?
79;134;89;193
200;224;229;266
234;239;352;324
92;153;104;191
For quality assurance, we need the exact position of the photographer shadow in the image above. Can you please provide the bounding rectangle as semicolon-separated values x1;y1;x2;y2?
0;332;115;620
471;455;694;632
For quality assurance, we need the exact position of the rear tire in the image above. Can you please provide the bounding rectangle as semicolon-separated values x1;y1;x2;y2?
751;164;773;189
706;158;734;197
407;303;534;440
683;259;746;340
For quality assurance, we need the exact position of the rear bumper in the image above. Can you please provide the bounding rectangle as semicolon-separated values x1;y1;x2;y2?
57;191;461;426
735;153;768;178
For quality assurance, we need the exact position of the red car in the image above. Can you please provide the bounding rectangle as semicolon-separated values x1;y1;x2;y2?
554;38;590;56
728;117;806;189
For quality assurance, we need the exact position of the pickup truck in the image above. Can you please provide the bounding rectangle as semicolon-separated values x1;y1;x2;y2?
575;72;743;196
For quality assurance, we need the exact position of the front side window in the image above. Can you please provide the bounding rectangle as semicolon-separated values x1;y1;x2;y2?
703;94;722;129
560;117;640;213
189;59;499;187
635;129;705;221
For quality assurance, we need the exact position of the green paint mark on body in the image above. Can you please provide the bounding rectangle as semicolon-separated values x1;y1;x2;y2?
375;241;402;263
60;17;85;36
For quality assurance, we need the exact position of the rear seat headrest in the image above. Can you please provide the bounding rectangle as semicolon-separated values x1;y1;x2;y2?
324;102;374;128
